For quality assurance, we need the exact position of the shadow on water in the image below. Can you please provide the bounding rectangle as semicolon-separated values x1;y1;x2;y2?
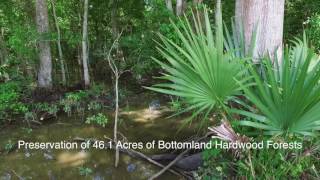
0;96;197;180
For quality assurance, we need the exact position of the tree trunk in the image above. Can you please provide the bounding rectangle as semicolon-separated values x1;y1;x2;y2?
235;0;285;63
36;0;52;89
107;33;123;168
165;0;173;12
82;0;90;87
109;0;120;168
182;0;187;13
176;0;185;16
0;32;7;65
110;0;118;39
114;74;119;167
51;0;66;85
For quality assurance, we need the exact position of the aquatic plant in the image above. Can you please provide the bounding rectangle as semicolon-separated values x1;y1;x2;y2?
0;81;28;121
87;101;103;111
85;113;108;127
4;140;15;152
60;91;88;116
78;167;93;176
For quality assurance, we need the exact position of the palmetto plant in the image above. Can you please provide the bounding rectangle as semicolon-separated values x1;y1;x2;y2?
235;38;320;136
147;4;249;125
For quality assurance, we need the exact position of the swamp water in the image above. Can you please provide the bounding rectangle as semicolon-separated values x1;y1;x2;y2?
0;101;196;180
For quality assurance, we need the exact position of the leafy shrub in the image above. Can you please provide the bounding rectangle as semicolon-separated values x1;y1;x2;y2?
235;38;320;136
34;103;58;116
65;90;88;102
198;142;233;179
236;142;318;179
87;83;107;98
199;138;319;179
120;0;180;78
60;91;88;116
4;140;15;152
0;64;9;81
87;101;102;111
78;167;92;176
307;13;320;51
24;111;36;124
85;113;108;127
0;81;27;121
168;97;183;112
47;104;59;117
21;127;33;134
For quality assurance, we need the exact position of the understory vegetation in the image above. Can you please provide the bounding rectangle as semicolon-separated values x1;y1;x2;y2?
0;0;319;179
148;3;320;179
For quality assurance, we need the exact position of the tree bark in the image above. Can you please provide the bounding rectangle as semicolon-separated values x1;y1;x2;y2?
82;0;90;87
36;0;52;89
165;0;173;12
114;74;119;167
176;0;185;16
235;0;285;63
107;34;122;168
110;0;118;39
51;0;66;85
0;32;7;65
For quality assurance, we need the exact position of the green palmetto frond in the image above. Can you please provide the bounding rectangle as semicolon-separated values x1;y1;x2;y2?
146;5;248;125
234;37;320;136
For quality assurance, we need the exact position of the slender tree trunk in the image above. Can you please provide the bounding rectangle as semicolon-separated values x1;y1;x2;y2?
36;0;52;89
51;0;66;85
0;33;6;65
110;0;118;39
165;0;173;12
78;12;82;67
107;34;123;168
114;74;119;167
110;0;124;66
77;12;83;82
0;29;6;65
109;0;120;168
176;0;184;16
82;0;90;87
0;50;2;65
235;0;285;63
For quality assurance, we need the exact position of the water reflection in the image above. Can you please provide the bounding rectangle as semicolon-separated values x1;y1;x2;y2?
57;151;88;167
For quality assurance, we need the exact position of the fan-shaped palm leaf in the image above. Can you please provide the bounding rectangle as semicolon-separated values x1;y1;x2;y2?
234;37;320;136
146;5;249;124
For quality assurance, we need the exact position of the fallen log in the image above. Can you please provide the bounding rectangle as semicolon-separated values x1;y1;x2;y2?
174;153;202;171
148;132;213;180
151;153;177;161
151;153;202;171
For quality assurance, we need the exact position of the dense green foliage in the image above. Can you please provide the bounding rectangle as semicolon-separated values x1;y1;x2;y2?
0;0;319;85
284;0;320;41
0;0;319;179
85;113;108;127
235;39;320;136
307;13;320;51
0;81;27;121
200;138;319;179
148;8;248;127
